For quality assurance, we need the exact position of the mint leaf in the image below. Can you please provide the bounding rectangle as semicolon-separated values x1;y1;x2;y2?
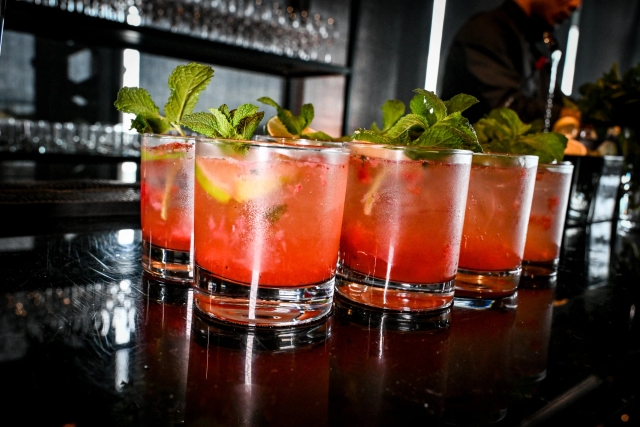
515;132;568;163
381;100;405;131
300;104;314;129
257;96;280;108
164;63;214;124
181;112;222;137
232;104;260;128
474;107;567;162
413;89;447;122
351;129;393;144
237;111;265;140
416;112;483;152
386;114;430;145
265;204;288;223
183;103;264;140
115;87;161;117
301;131;335;141
371;122;382;132
219;104;232;122
444;94;479;114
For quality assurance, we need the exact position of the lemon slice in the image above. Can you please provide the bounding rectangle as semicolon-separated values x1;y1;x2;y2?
141;148;187;162
195;161;232;203
564;138;587;156
265;116;316;138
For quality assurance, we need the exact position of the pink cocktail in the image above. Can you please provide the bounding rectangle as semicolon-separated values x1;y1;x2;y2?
140;134;194;283
456;153;538;299
193;138;349;327
523;162;573;276
336;143;472;312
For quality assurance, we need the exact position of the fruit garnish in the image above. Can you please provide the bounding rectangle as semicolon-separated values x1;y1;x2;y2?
235;175;283;202
195;161;233;203
115;62;214;136
258;97;334;141
474;108;568;163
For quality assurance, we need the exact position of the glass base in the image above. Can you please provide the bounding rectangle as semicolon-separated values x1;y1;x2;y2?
194;265;334;327
142;240;193;284
335;266;454;312
454;267;520;299
521;259;559;278
453;292;518;309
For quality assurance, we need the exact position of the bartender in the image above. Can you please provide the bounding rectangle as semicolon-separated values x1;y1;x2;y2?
441;0;582;124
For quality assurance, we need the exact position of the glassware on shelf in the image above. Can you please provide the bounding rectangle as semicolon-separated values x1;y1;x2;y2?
0;117;141;157
15;0;343;63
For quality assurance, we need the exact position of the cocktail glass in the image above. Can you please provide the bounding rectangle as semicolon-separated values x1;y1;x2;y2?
455;153;538;300
522;162;574;277
193;138;349;327
336;143;472;312
140;134;195;283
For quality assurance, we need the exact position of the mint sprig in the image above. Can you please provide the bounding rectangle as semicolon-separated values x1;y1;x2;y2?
115;62;214;135
257;97;334;141
353;90;482;152
181;103;264;141
474;108;568;163
371;99;406;132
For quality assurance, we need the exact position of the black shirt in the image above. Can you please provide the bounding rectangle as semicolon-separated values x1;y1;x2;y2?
441;0;562;124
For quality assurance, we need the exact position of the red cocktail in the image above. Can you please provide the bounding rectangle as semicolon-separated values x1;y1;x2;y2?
456;153;538;299
140;134;194;283
193;138;349;326
336;143;472;311
523;162;574;276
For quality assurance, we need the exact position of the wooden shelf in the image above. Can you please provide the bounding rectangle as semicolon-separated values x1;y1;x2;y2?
5;1;350;78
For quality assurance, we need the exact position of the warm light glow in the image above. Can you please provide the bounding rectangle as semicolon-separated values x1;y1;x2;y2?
561;11;581;96
424;0;447;92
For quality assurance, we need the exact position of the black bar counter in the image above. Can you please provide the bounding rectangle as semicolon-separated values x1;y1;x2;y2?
0;213;639;426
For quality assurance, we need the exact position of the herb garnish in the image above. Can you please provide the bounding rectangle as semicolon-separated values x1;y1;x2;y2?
474;108;567;163
351;90;483;153
114;62;214;135
258;97;334;141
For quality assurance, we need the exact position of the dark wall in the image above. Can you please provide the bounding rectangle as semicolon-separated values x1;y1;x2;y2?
344;0;432;133
573;0;640;91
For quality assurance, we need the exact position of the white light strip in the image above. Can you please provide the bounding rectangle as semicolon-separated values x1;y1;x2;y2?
424;0;447;92
122;48;140;129
561;10;580;96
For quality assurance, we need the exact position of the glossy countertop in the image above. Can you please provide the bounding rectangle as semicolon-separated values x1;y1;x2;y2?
0;220;639;427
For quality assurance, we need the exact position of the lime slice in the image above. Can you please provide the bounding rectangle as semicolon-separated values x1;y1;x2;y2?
266;116;316;138
141;148;187;162
235;176;283;202
195;161;232;203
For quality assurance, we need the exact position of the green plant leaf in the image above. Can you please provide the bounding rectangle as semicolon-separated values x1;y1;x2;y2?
181;112;222;137
237;111;265;140
386;114;430;145
115;87;161;117
416;112;483;152
208;107;236;138
231;103;260;128
164;63;214;123
413;89;447;121
351;129;393;144
257;96;280;108
300;104;314;129
444;94;479;114
301;131;335;141
381;100;406;131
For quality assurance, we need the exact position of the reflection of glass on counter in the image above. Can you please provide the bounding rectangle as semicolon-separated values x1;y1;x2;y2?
137;275;192;424
185;314;330;426
329;297;450;426
511;278;556;390
444;297;516;426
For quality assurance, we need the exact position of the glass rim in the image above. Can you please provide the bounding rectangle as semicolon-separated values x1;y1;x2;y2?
345;141;473;156
538;161;574;172
252;134;345;148
471;151;539;167
196;136;350;154
142;133;195;142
